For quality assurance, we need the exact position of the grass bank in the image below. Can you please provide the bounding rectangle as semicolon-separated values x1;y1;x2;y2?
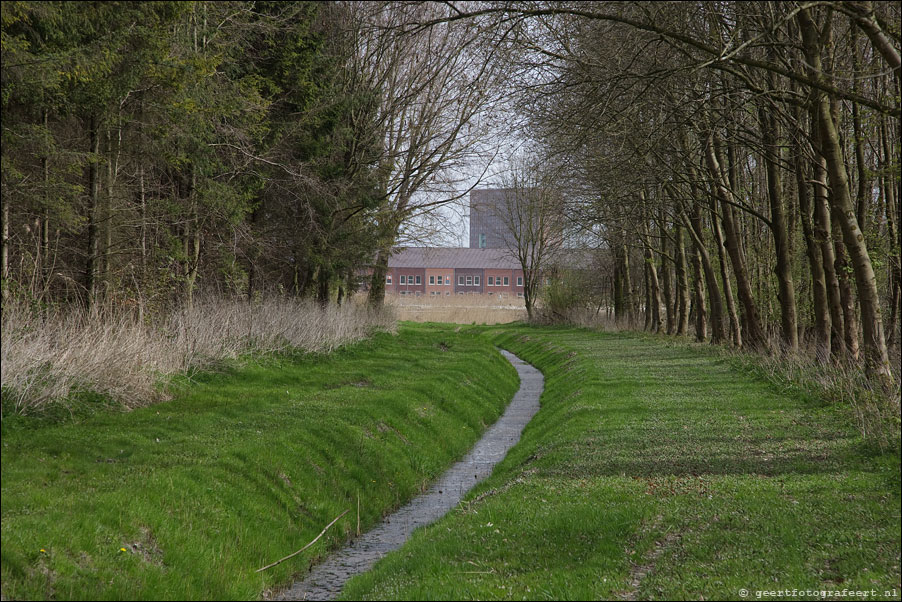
341;326;901;601
0;324;519;600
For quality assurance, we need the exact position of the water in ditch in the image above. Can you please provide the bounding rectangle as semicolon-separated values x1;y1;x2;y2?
274;350;543;601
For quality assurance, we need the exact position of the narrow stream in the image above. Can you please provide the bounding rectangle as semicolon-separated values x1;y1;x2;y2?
274;350;543;601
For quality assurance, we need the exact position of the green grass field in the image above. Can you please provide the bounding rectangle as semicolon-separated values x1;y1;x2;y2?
3;323;899;601
0;325;518;600
341;326;901;601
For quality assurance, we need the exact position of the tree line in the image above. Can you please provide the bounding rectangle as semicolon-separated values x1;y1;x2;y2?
466;1;898;386
1;1;502;314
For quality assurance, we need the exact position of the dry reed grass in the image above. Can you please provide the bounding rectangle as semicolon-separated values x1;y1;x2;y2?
726;343;901;451
534;306;620;329
380;292;528;324
1;297;395;416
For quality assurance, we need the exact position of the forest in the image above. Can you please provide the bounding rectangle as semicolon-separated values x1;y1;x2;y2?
1;1;482;310
2;0;900;403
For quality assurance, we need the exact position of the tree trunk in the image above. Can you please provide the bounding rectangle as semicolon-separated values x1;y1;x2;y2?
812;125;847;359
799;7;894;386
795;142;831;361
888;277;901;351
622;243;636;327
643;259;652;331
613;243;625;323
641;212;662;333
851;27;870;234
704;133;768;349
139;165;147;280
691;244;707;342
709;193;741;347
316;266;331;307
85;115;100;311
649;258;662;333
685;205;725;344
759;103;798;353
832;223;861;361
184;170;200;307
368;245;390;308
40;109;50;296
1;186;8;309
102;128;114;302
675;223;690;336
881;117;900;350
660;213;674;335
843;0;902;75
247;200;263;302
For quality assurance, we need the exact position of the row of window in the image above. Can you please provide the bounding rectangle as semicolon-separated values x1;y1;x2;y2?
456;275;525;287
488;276;523;286
388;275;455;286
400;291;525;298
387;274;524;287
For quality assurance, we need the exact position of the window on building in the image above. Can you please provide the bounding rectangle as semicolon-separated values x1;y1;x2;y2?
429;275;435;285
517;276;523;286
386;275;392;285
479;233;486;248
458;275;464;286
466;276;472;286
400;275;406;285
445;276;450;285
503;276;509;286
415;275;421;285
517;292;524;298
488;276;494;286
474;276;480;286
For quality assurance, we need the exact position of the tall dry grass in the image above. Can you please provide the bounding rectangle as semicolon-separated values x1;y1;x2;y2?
725;342;901;451
1;297;395;416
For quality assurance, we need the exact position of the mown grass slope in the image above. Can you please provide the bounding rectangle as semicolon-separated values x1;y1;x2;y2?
341;326;901;601
1;324;519;600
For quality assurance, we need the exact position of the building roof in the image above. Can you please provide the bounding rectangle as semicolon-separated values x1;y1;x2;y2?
388;247;521;270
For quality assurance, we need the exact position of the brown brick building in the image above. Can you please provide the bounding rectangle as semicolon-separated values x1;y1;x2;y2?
384;247;525;298
371;189;538;297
